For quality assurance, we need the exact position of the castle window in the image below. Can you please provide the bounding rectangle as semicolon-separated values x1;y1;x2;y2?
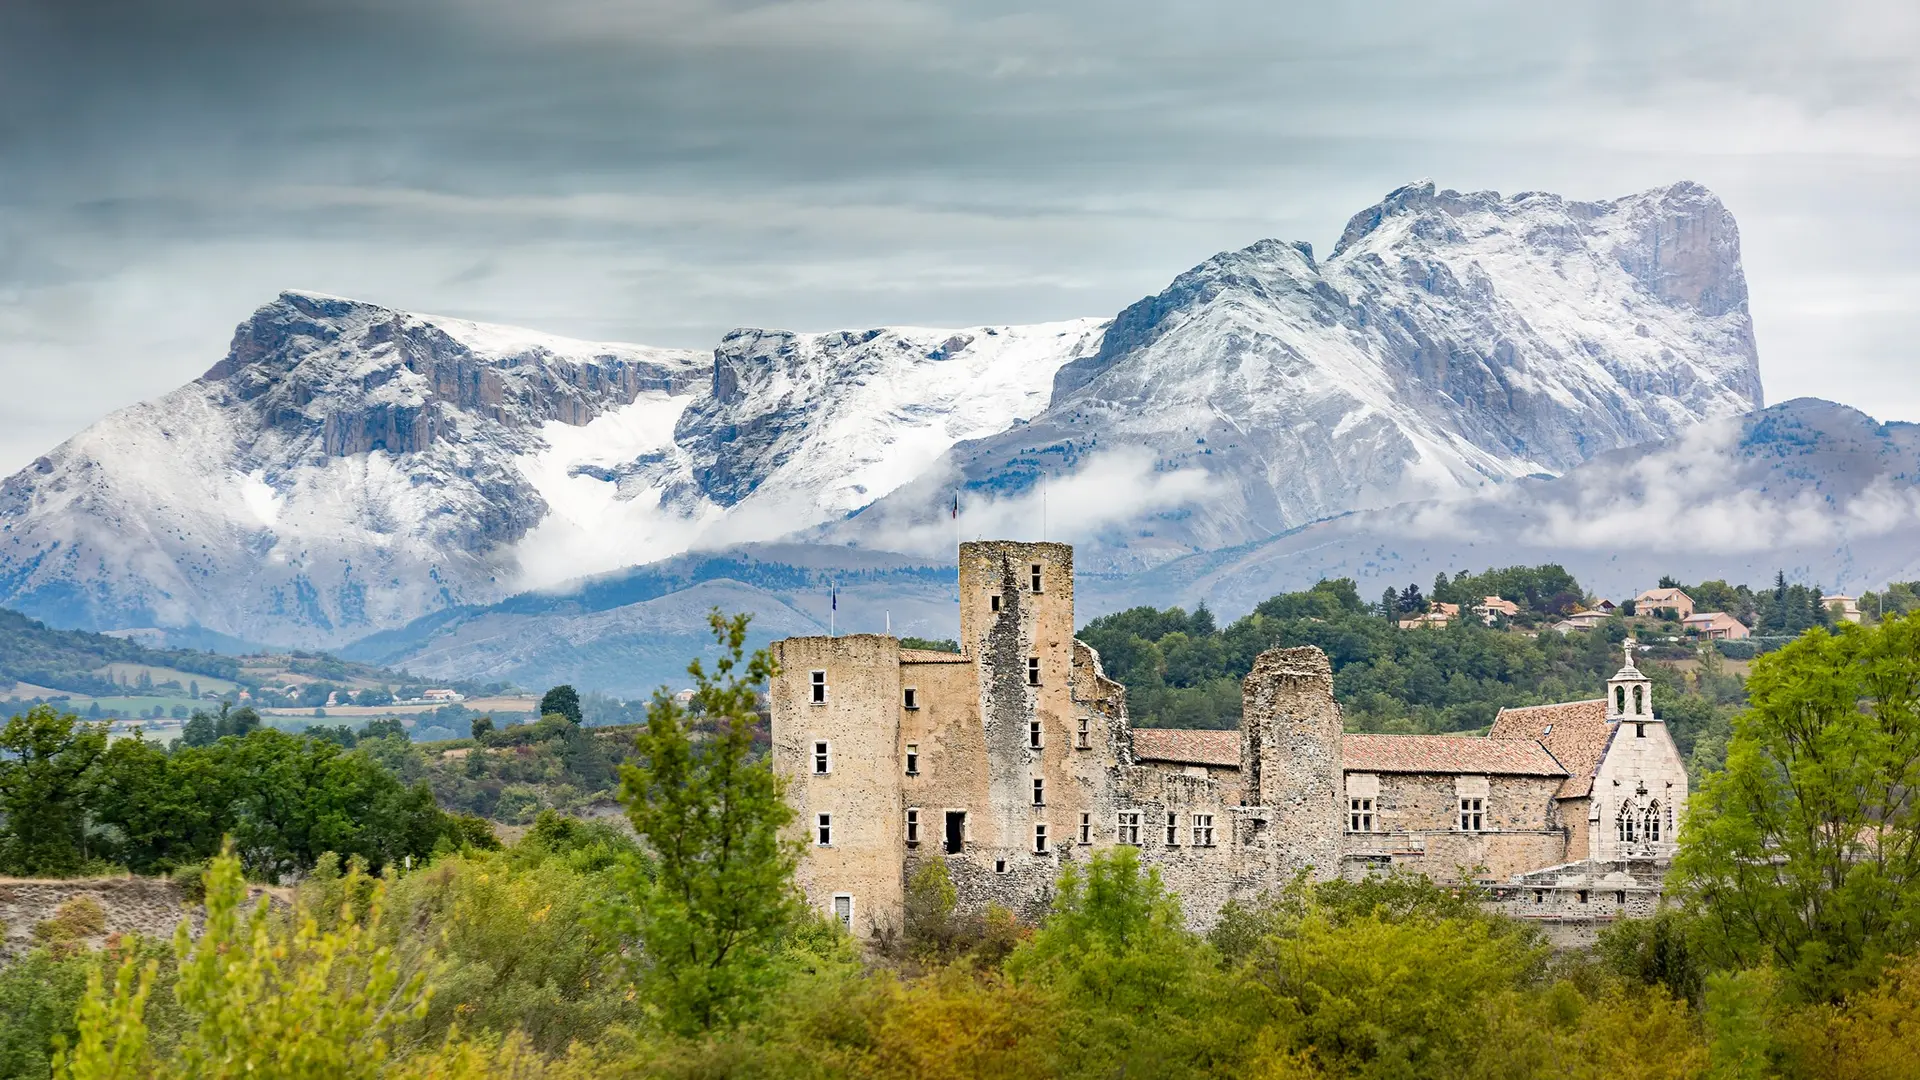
1615;685;1626;713
813;741;831;775
1031;564;1043;593
810;670;827;704
905;744;918;776
1165;812;1180;845
1645;801;1662;842
1078;813;1092;845
944;811;966;854
1614;891;1626;905
1349;797;1374;833
903;687;918;710
1076;716;1091;748
1636;722;1646;737
1027;658;1041;686
1034;823;1048;853
1459;798;1483;833
816;813;832;846
1634;684;1645;715
995;858;1008;874
1192;814;1215;847
1117;812;1141;846
1029;719;1043;749
990;593;1002;612
905;808;920;846
1617;803;1637;843
1533;890;1545;904
832;894;853;931
1032;777;1045;806
1577;890;1589;904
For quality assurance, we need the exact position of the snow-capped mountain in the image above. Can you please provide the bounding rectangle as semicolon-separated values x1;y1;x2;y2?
0;181;1766;651
0;292;1103;647
1092;398;1920;622
835;180;1763;570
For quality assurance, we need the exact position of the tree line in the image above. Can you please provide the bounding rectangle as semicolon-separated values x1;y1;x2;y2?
5;610;1919;1078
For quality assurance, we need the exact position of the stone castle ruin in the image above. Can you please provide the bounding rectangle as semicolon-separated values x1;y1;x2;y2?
771;541;1688;944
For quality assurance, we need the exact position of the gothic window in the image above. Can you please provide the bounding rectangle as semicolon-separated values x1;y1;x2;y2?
1644;801;1662;842
1617;802;1637;844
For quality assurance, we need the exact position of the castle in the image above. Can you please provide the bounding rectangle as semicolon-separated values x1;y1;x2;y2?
770;541;1688;942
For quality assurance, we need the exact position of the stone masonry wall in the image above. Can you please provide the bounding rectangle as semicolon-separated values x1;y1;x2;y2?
1239;647;1343;881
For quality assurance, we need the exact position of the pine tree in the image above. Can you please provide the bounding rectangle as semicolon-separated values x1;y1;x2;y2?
615;611;801;1034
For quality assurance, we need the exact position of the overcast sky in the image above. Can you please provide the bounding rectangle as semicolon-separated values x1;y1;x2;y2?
2;0;1915;474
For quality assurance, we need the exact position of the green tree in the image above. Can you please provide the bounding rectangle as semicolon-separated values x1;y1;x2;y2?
469;716;494;740
55;846;430;1079
1672;614;1920;1001
538;685;583;725
0;705;108;875
614;610;801;1034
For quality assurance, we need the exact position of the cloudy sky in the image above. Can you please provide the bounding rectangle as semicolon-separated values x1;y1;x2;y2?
2;0;1914;474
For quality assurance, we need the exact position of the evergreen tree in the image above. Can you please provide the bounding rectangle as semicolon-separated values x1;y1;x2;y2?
470;715;495;740
539;684;583;725
1381;588;1399;623
614;611;801;1034
1397;583;1426;614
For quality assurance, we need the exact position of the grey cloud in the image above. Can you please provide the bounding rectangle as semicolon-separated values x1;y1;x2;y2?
1;0;1916;472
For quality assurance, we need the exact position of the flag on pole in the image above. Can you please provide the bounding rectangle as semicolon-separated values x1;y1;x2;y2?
831;586;837;611
951;492;958;520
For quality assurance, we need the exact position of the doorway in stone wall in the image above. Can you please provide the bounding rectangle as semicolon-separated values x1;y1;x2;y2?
945;811;966;854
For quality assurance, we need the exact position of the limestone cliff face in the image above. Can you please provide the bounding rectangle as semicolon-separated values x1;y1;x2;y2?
0;293;706;646
839;180;1764;571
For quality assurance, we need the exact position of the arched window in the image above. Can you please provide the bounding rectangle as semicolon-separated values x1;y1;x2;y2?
1644;801;1661;842
1633;684;1645;715
1615;685;1626;713
1617;802;1637;843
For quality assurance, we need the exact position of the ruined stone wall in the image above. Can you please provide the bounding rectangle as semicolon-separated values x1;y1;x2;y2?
770;634;905;937
1111;766;1256;930
1344;773;1569;881
1239;648;1342;881
1;877;285;963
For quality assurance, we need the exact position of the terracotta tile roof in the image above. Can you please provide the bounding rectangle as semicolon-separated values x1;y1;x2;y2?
1130;728;1240;768
1341;734;1567;776
1490;699;1614;798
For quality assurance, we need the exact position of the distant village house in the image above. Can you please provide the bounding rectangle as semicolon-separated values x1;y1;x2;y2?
1682;611;1749;640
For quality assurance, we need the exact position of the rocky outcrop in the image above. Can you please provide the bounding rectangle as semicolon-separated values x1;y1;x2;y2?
839;180;1764;571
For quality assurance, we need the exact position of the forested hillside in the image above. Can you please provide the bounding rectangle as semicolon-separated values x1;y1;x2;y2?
0;609;239;697
1080;569;1755;777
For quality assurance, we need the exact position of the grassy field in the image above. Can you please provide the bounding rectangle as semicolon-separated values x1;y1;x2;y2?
96;662;239;695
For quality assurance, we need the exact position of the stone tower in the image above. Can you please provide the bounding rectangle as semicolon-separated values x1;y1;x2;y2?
1240;646;1343;878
